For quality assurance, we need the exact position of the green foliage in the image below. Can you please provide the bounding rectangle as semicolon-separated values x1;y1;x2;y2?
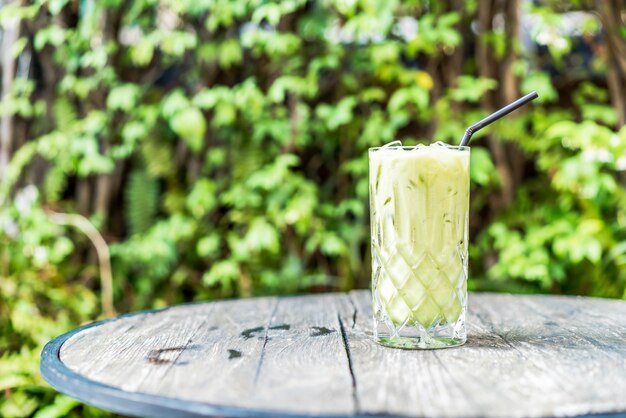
476;121;626;296
1;0;625;416
125;170;159;235
1;188;98;417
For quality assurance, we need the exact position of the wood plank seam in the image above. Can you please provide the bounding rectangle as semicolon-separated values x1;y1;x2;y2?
339;294;361;414
44;292;626;418
254;298;280;385
348;296;358;330
338;313;360;414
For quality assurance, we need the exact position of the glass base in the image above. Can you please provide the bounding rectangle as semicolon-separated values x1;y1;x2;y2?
375;335;466;350
373;309;467;350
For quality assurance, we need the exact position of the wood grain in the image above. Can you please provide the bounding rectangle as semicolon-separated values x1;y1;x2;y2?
344;291;626;418
250;294;355;414
61;303;214;392
136;296;277;408
341;291;471;417
56;291;626;418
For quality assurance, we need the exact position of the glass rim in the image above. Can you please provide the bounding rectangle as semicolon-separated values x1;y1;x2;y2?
368;144;470;152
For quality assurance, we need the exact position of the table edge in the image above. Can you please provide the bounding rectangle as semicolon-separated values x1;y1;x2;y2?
40;304;362;418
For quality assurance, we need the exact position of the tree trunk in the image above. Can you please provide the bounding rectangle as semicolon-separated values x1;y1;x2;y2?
476;0;519;210
92;4;124;223
95;142;113;218
597;0;626;127
77;178;92;215
476;0;495;105
438;0;469;137
500;0;520;106
0;1;19;181
500;0;526;193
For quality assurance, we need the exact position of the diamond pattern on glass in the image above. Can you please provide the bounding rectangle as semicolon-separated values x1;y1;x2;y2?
373;243;466;332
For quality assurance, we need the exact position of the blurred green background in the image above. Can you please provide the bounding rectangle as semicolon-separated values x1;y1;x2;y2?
1;0;625;416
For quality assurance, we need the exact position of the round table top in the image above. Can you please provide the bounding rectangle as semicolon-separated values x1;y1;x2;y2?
41;291;626;418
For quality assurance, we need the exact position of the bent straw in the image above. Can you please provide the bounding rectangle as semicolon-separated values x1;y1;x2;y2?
459;91;539;147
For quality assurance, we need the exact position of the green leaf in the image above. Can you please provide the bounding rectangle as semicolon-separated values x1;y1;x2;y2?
316;96;357;130
0;390;38;417
12;37;28;58
320;233;347;257
521;71;558;103
162;90;190;118
219;38;243;68
252;4;282;26
193;87;230;109
76;152;114;176
169;107;206;152
107;84;141;112
48;0;70;15
197;234;221;258
186;179;217;219
268;76;309;103
121;121;148;143
470;147;496;186
438;12;460;28
213;102;236;127
130;37;155;66
450;76;497;103
244;218;280;254
33;395;79;418
161;31;197;57
203;259;240;287
580;104;617;126
0;4;39;25
33;25;66;50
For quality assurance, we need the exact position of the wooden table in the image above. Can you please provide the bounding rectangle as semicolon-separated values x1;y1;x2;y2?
41;291;626;418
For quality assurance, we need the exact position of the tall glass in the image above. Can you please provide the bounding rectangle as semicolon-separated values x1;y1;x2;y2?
369;143;470;349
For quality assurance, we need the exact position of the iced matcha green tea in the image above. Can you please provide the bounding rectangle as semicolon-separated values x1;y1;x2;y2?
369;142;469;349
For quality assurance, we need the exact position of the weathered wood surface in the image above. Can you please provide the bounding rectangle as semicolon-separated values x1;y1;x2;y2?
49;291;626;418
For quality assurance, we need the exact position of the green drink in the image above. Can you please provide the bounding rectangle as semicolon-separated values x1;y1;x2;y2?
369;142;470;349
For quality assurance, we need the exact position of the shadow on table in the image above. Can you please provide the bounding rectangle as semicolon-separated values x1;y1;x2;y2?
466;327;626;351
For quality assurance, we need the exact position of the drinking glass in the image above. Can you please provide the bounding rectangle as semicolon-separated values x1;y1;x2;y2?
369;144;470;349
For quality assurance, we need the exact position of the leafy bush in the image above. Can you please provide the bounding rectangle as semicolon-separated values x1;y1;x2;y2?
1;0;625;416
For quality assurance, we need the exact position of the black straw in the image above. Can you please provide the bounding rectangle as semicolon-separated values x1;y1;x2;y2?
459;91;539;146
